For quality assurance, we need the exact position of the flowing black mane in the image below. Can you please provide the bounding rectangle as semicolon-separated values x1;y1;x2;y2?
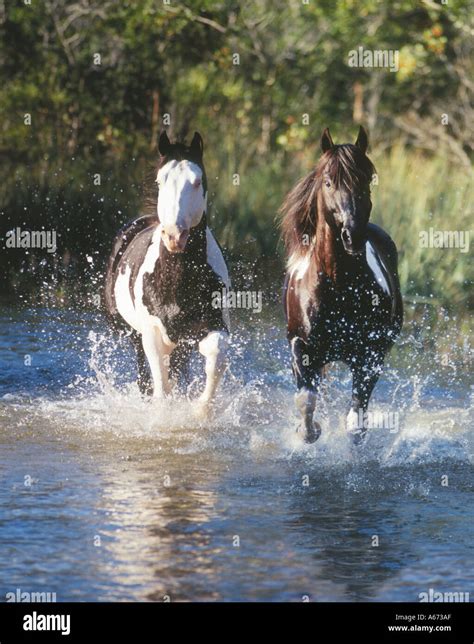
280;144;376;255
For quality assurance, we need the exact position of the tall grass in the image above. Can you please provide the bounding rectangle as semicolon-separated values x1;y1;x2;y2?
0;147;472;312
370;145;472;309
209;145;473;310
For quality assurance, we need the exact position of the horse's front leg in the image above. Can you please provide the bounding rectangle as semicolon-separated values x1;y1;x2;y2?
291;337;323;444
196;330;228;420
130;331;153;396
347;360;383;444
141;326;174;399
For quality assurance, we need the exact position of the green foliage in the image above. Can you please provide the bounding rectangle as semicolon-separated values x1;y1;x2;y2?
0;0;472;309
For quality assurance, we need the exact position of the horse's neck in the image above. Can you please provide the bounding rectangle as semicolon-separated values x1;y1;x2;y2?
314;218;356;286
160;216;208;268
184;215;208;262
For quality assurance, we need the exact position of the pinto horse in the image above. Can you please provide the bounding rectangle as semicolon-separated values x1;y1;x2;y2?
281;127;403;444
105;131;230;418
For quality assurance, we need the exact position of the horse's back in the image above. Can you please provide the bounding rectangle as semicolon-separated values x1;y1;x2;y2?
104;215;159;323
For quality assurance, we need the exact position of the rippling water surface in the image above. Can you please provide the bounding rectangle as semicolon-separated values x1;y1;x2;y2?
0;304;472;601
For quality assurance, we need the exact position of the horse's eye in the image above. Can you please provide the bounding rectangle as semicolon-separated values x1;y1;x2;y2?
324;179;331;188
193;178;201;189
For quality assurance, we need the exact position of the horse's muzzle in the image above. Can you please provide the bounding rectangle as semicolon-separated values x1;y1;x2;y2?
341;228;366;255
163;229;190;253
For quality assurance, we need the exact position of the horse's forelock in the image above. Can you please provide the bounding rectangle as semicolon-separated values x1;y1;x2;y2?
321;145;375;191
156;144;207;193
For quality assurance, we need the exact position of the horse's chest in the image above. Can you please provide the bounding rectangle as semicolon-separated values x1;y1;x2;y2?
142;258;226;342
312;278;393;346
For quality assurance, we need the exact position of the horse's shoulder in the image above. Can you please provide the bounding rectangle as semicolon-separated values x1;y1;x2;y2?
368;222;395;244
367;223;398;266
367;223;403;328
205;227;230;288
120;224;157;267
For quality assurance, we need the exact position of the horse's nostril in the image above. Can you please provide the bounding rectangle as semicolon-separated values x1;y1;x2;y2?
341;229;352;244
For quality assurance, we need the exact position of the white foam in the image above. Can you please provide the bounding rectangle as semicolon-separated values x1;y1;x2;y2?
2;330;471;469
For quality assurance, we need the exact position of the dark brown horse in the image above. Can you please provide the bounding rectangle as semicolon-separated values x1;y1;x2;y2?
280;127;403;444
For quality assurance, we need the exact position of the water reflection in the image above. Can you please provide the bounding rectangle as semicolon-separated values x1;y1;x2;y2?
0;305;472;601
91;450;227;601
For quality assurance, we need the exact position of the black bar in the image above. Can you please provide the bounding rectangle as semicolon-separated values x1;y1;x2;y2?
0;602;471;642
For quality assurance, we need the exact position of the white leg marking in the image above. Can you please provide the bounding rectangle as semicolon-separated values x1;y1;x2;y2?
295;387;316;420
198;331;228;409
141;326;174;399
346;408;360;432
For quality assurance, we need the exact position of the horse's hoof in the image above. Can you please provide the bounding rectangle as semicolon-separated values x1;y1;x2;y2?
194;399;212;423
138;382;153;397
299;421;322;444
349;429;367;446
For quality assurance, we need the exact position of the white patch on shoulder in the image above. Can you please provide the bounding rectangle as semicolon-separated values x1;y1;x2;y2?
115;224;171;343
287;252;310;280
115;228;161;335
206;227;231;331
366;241;390;295
130;224;175;346
206;228;230;288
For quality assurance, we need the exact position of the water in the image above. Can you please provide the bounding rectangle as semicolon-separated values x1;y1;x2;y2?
0;304;472;602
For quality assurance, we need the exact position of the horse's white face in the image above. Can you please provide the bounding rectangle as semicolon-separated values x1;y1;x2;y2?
157;160;207;253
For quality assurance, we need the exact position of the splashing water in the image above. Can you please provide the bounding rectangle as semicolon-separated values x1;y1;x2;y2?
0;304;472;601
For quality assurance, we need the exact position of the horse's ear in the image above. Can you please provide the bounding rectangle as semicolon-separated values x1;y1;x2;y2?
355;126;369;154
158;130;172;156
190;131;204;159
321;128;334;153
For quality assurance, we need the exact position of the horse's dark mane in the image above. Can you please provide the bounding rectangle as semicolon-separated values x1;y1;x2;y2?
280;167;319;256
280;144;376;255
